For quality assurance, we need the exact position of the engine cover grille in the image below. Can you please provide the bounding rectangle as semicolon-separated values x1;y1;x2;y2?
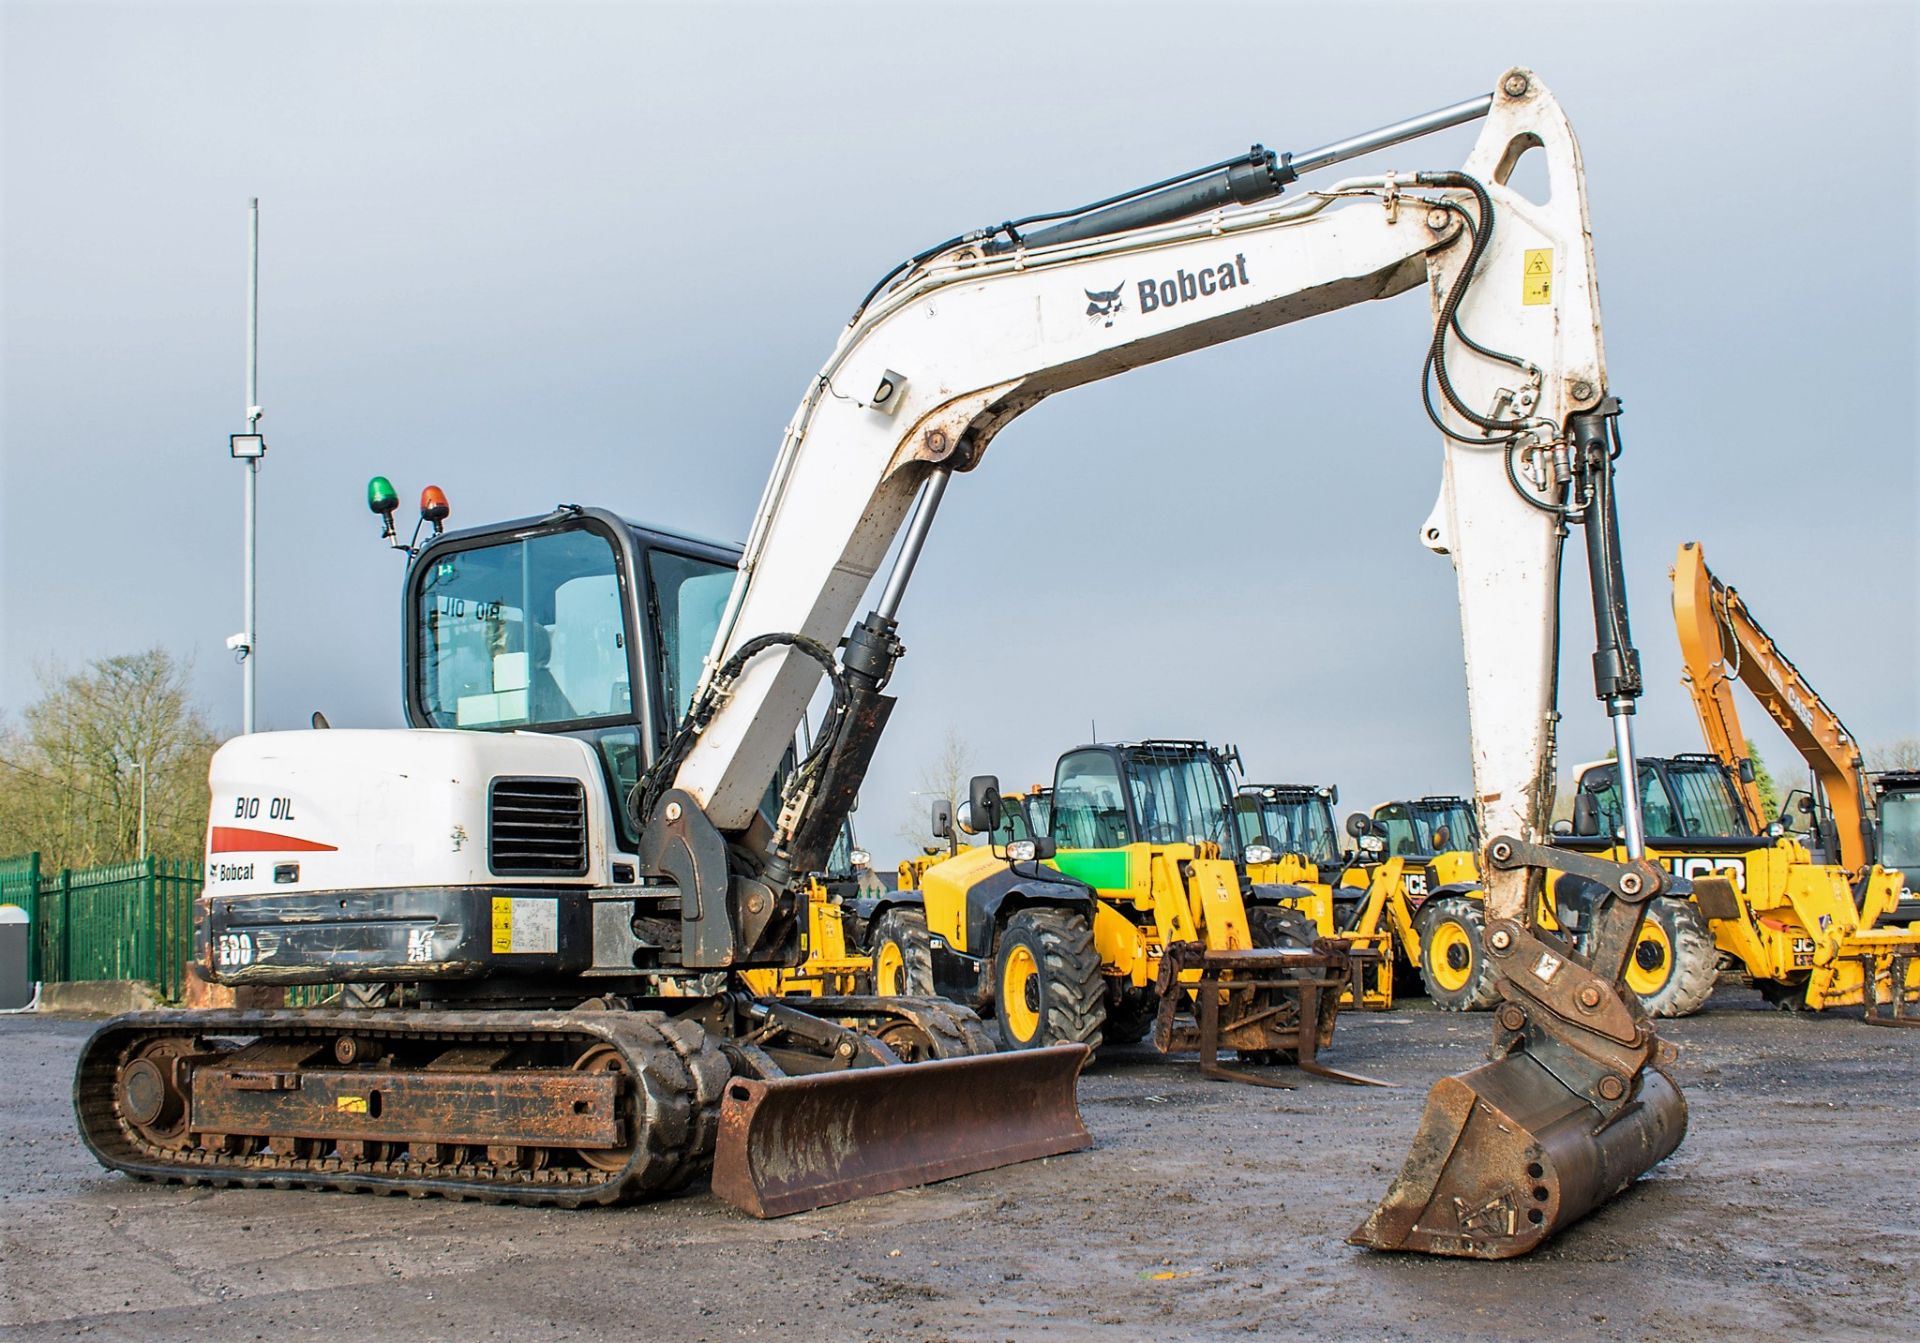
489;777;588;876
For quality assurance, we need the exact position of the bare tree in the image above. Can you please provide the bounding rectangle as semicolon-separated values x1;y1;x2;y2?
0;650;219;868
896;725;973;855
1867;737;1920;772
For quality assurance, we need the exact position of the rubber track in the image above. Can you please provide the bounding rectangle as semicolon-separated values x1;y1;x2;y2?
74;1008;728;1207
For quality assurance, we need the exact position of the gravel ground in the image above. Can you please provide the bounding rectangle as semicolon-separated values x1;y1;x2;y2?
3;988;1916;1342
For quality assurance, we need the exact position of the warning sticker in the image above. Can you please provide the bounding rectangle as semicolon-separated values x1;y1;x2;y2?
1522;248;1553;305
491;896;559;954
337;1095;368;1114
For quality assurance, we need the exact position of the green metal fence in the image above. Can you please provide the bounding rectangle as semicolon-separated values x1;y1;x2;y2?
2;852;338;1004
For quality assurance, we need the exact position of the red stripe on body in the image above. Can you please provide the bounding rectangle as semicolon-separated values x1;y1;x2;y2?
208;826;338;854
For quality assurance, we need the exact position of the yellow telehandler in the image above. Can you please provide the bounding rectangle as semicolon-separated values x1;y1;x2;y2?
871;742;1375;1084
1231;784;1406;1009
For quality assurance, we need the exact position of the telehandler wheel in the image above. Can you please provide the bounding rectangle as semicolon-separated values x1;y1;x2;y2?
1247;905;1316;951
1236;905;1320;1063
1625;896;1718;1018
870;908;935;997
1102;987;1158;1045
993;908;1106;1051
872;1000;998;1061
1416;896;1499;1012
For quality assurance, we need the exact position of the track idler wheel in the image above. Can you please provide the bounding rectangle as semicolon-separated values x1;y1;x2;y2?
573;1044;635;1172
118;1040;196;1150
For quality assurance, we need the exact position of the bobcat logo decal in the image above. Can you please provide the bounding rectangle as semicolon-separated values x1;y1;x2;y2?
1085;283;1125;327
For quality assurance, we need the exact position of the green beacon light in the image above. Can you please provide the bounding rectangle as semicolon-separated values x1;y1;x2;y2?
368;475;401;546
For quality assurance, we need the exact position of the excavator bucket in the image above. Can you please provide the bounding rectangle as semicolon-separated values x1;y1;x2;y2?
709;1044;1091;1218
1354;839;1692;1259
1349;1048;1685;1259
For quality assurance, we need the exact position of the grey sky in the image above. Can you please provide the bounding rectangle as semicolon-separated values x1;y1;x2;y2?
3;1;1914;862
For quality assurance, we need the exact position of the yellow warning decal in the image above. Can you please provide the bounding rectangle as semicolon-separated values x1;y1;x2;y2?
337;1095;369;1114
491;896;513;953
1523;248;1553;305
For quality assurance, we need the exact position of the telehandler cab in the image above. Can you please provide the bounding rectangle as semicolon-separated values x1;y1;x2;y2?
1231;784;1402;1009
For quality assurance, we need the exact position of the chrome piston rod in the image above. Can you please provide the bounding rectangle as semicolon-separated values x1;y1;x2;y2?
1288;93;1495;177
875;467;951;622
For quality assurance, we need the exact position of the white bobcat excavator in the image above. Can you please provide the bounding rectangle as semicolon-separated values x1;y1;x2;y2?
78;68;1684;1254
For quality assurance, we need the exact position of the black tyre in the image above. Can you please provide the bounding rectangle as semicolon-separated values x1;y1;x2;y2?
1237;905;1319;1063
870;908;935;998
340;983;392;1010
1102;986;1158;1045
993;908;1106;1051
1247;904;1316;952
869;997;998;1061
1416;896;1499;1011
1625;897;1718;1018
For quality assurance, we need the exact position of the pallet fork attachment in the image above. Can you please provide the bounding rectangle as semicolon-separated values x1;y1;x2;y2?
1858;948;1920;1026
1152;941;1389;1089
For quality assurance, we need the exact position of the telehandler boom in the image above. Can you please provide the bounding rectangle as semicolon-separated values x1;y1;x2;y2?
79;68;1683;1255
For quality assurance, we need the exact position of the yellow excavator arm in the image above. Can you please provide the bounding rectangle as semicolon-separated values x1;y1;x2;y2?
1672;540;1875;871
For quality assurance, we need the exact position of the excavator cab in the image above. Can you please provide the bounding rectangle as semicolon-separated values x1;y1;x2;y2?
410;507;740;851
1875;774;1920;895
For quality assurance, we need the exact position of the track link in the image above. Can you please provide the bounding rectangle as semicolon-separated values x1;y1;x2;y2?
74;1008;729;1207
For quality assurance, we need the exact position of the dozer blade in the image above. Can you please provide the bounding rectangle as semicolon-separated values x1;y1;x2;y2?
1349;1050;1685;1259
710;1044;1090;1218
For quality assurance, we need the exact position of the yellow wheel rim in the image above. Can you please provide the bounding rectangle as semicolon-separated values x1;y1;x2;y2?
1625;918;1674;998
875;940;906;997
1000;944;1042;1043
1426;920;1475;993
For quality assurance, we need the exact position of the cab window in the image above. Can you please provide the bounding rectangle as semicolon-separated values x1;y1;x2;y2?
990;799;1034;847
1374;803;1421;857
1664;762;1749;838
1880;790;1920;878
1582;764;1678;838
417;526;632;730
1052;752;1129;849
646;550;737;723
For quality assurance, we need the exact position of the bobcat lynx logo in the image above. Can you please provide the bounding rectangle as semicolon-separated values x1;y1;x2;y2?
1085;284;1125;326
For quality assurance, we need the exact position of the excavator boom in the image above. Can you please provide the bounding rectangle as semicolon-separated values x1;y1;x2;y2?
638;69;1685;1255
